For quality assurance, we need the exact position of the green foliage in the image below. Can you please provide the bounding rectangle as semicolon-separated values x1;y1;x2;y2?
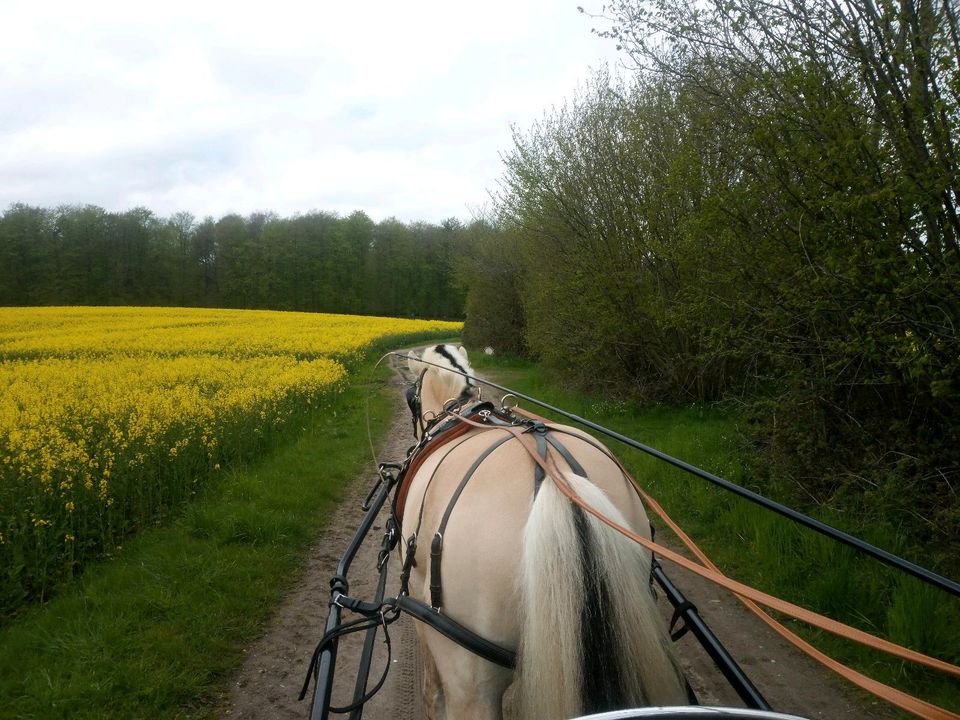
0;206;466;321
454;219;527;355
490;70;741;399
466;0;960;551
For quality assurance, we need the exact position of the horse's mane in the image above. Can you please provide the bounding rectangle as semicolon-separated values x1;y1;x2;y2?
414;344;474;401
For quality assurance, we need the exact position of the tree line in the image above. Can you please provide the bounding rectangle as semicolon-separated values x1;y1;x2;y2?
0;205;466;320
460;0;959;544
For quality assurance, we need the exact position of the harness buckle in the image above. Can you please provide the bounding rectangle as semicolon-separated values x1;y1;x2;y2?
378;521;398;569
522;420;547;434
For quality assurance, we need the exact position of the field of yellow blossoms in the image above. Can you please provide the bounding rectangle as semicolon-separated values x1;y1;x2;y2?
0;306;460;614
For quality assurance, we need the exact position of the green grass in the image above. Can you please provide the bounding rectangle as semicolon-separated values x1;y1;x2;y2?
0;361;397;720
471;352;960;715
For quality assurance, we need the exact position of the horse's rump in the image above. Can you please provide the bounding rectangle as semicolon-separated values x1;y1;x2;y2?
401;418;687;719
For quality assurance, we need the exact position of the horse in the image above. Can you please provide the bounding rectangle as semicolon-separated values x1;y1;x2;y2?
399;344;689;720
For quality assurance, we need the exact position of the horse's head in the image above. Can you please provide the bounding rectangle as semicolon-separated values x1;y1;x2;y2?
406;344;477;437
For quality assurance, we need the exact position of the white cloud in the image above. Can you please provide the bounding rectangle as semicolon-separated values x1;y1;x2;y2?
0;0;623;222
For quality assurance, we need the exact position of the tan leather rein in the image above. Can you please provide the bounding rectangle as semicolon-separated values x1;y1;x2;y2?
447;410;960;720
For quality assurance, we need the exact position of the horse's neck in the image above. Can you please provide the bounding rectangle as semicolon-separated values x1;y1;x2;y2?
421;374;451;419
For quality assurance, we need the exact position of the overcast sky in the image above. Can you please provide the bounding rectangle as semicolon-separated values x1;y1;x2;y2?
0;0;624;224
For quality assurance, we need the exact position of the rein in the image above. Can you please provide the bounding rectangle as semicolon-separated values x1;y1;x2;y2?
387;353;960;599
444;408;960;720
306;351;960;720
391;350;960;719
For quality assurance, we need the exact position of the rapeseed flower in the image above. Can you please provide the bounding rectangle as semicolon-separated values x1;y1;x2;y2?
0;306;460;613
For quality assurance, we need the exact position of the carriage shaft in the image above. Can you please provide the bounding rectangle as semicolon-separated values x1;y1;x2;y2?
652;561;772;712
311;471;397;720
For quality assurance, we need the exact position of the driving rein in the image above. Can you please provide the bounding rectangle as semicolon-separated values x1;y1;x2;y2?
304;372;738;714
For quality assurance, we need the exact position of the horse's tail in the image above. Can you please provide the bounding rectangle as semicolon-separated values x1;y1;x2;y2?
516;472;688;720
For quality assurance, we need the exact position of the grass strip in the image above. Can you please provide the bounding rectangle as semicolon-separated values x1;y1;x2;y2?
0;361;396;720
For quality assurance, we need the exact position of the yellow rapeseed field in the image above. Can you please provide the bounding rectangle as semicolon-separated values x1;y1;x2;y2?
0;306;460;611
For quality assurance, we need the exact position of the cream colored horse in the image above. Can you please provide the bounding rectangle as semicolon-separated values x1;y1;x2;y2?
401;345;688;720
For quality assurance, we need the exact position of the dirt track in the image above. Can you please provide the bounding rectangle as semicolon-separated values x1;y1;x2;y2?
219;352;892;720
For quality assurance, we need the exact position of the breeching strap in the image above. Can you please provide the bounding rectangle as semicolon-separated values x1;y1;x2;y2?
448;410;960;720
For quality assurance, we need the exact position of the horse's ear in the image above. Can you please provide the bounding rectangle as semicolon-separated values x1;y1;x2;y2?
458;345;468;359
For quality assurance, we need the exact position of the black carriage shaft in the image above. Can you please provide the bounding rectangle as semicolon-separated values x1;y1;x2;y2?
310;474;395;720
651;561;771;711
429;363;960;599
349;547;391;720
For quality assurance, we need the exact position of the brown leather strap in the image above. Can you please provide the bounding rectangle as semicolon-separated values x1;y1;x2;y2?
394;420;476;522
449;411;960;720
636;489;960;720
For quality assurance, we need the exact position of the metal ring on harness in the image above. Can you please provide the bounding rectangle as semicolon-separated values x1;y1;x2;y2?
500;393;519;411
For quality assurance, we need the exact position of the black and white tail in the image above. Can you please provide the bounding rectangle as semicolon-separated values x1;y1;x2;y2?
516;472;688;719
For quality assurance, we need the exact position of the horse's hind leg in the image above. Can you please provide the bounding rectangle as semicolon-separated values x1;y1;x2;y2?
419;637;445;720
418;647;511;720
420;631;510;720
436;655;511;720
442;680;509;720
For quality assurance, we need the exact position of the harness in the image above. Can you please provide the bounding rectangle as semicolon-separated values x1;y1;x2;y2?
305;357;960;720
301;391;609;712
304;376;729;715
397;398;523;668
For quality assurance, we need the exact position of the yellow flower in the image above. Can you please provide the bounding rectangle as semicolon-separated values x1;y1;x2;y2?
0;305;461;595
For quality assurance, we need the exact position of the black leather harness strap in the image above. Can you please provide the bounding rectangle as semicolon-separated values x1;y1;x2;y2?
397;596;517;668
532;425;548;496
545;432;587;477
405;369;428;436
